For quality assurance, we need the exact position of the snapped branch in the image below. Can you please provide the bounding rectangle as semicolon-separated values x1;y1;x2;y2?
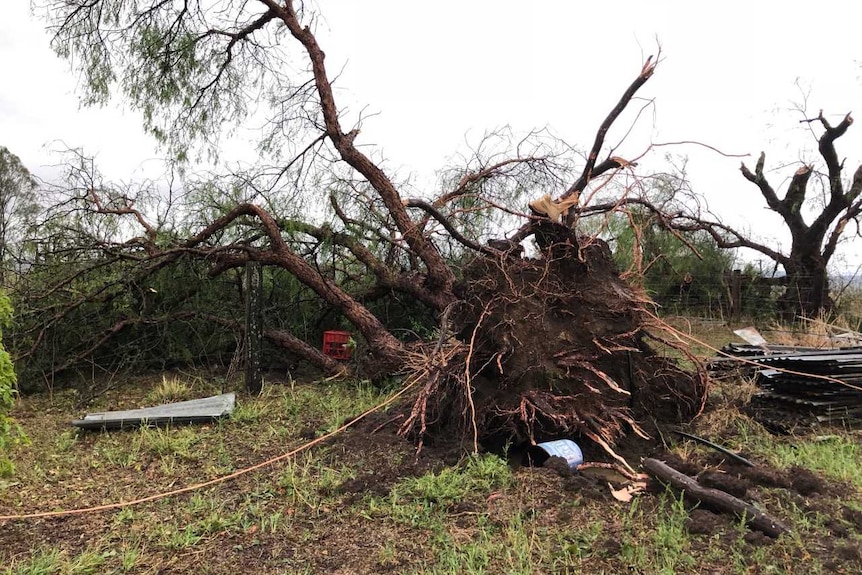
559;56;657;204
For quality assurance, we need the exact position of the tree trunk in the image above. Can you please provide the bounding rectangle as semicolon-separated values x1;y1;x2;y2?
781;250;832;319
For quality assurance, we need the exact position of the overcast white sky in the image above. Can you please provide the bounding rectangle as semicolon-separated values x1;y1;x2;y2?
1;1;861;269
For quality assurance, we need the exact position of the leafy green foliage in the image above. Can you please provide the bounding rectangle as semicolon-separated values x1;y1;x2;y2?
11;254;242;391
0;290;24;476
613;208;736;315
44;1;279;160
616;223;779;318
0;147;40;279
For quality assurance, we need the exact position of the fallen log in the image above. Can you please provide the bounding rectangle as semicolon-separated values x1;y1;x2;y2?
643;458;791;538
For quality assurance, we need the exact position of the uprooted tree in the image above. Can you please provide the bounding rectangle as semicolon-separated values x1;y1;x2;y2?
27;0;707;456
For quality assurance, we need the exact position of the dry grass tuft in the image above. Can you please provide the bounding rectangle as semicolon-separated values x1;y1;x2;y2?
693;407;768;442
763;312;862;348
146;375;193;405
707;376;759;409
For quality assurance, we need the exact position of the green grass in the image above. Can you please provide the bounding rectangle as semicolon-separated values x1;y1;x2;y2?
276;379;391;435
3;374;861;575
65;547;109;575
155;523;204;550
2;546;127;575
137;425;200;459
688;410;862;487
145;375;193;404
769;435;862;486
392;454;512;508
229;398;272;425
276;450;353;514
3;548;61;575
619;492;694;575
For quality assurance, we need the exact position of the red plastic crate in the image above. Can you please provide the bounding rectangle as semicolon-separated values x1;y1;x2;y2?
322;330;352;360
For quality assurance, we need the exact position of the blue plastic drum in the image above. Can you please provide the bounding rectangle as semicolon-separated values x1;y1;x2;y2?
529;439;584;471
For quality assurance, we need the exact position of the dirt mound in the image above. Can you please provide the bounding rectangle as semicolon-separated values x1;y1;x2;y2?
686;509;728;535
699;470;750;499
402;236;707;456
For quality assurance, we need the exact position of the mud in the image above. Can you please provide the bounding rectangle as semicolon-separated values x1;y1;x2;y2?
788;465;824;496
699;470;750;499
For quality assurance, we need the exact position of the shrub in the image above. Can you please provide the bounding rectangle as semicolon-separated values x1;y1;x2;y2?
0;291;25;475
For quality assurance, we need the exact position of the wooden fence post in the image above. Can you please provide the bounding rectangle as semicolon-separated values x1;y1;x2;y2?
245;261;263;396
730;269;742;322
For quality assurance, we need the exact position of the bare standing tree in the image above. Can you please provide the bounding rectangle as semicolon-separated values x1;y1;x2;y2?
663;113;862;317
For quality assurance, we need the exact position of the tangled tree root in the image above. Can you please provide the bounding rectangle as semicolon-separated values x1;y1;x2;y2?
399;235;707;459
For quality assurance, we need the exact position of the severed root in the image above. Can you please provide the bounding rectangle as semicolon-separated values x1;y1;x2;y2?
584;430;637;476
643;458;791;538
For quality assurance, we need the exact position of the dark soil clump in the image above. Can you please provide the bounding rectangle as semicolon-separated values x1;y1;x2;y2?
562;472;612;501
738;465;791;489
699;470;750;499
843;506;862;532
404;237;707;459
743;530;775;546
655;452;703;477
825;517;851;538
686;509;726;535
837;541;862;561
788;465;824;496
543;455;574;477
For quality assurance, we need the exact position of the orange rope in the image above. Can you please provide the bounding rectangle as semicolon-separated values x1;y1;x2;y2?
0;380;417;522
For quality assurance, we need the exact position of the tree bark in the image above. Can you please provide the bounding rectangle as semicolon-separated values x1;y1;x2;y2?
264;0;456;298
781;250;832;319
185;203;407;372
643;458;791;538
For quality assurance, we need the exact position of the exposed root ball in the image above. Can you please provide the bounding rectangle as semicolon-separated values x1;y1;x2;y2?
401;236;707;454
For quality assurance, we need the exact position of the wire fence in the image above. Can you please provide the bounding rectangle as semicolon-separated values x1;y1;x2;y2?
646;272;862;325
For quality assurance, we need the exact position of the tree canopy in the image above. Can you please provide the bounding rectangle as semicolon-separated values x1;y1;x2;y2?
0;147;39;282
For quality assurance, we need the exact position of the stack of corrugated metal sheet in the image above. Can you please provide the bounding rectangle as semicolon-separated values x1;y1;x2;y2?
717;345;862;423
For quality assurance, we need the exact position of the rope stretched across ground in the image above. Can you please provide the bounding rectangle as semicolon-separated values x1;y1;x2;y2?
3;315;851;521
0;379;418;522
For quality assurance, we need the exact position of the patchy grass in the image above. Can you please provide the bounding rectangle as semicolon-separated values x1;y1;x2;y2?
769;435;862;487
688;406;862;487
1;372;861;574
145;375;194;405
618;491;694;575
